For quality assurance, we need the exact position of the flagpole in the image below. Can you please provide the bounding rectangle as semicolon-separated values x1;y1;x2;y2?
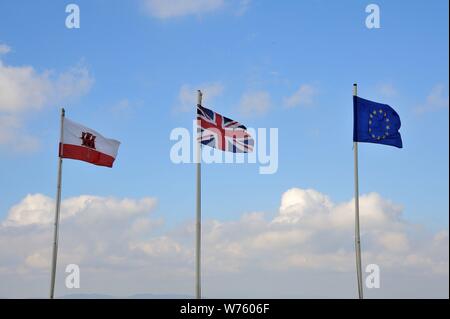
196;90;203;299
353;84;364;299
50;107;65;299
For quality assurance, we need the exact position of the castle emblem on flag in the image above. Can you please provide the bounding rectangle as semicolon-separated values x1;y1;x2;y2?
60;117;120;167
81;132;96;149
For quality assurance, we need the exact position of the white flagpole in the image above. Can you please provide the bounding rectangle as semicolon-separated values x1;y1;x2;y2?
196;90;203;299
353;84;364;299
50;108;65;299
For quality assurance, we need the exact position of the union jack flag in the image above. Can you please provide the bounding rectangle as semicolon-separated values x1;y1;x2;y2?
197;104;254;153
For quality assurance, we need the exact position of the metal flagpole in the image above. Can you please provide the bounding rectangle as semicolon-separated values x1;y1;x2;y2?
196;90;203;299
50;108;65;299
353;84;364;299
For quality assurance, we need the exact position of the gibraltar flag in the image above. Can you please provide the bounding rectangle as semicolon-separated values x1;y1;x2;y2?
60;117;120;168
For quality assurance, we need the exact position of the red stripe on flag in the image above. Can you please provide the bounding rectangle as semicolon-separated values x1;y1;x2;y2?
59;143;116;168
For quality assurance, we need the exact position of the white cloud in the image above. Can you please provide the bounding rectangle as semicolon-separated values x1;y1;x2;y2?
0;189;447;298
238;91;271;116
0;46;93;151
0;61;93;113
175;82;224;112
4;194;55;227
284;84;318;108
0;44;11;55
130;236;183;257
377;232;409;252
415;84;449;114
25;252;49;269
143;0;224;19
275;188;333;224
259;189;409;257
3;194;156;227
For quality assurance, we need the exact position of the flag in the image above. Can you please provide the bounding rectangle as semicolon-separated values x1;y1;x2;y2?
353;96;403;148
59;117;120;167
197;104;254;153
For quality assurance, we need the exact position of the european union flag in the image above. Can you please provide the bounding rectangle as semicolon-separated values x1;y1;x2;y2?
353;96;403;148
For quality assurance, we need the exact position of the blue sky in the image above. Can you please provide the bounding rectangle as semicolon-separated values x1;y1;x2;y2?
1;0;448;226
0;0;448;298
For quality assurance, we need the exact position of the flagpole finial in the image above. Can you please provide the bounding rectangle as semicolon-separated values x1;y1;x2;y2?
197;90;203;105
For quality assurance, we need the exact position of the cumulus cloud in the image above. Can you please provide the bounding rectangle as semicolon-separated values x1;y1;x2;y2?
274;189;405;230
415;84;449;114
284;84;318;108
0;189;447;298
0;45;93;152
0;61;93;113
377;232;409;252
3;194;156;227
143;0;224;19
175;82;224;112
238;91;271;117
